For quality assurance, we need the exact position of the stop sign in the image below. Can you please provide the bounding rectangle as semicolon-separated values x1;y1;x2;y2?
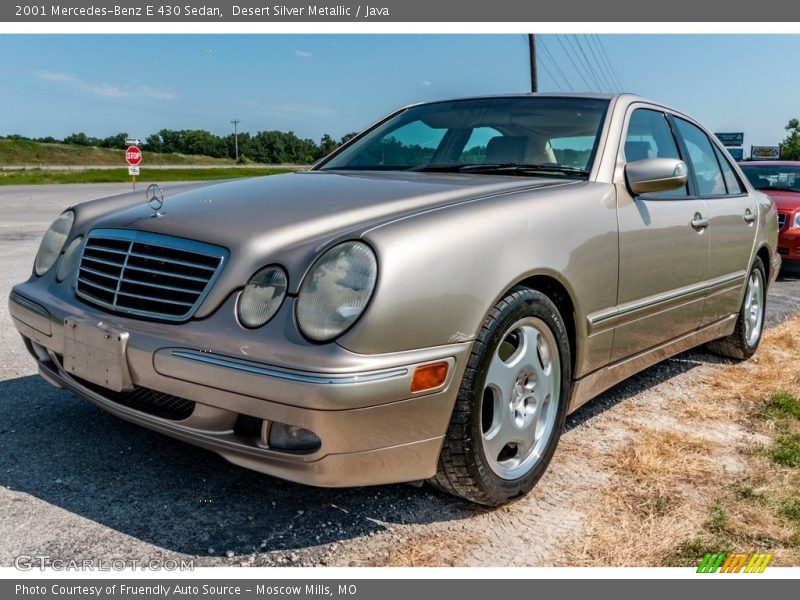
125;146;142;166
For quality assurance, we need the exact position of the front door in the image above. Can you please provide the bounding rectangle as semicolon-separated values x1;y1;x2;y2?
611;107;710;361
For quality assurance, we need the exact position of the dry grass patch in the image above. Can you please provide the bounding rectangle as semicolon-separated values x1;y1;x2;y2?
359;530;482;567
674;320;800;422
581;315;800;566
710;326;799;406
580;427;722;566
666;466;800;566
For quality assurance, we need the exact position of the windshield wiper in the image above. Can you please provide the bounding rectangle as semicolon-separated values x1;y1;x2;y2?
412;163;590;177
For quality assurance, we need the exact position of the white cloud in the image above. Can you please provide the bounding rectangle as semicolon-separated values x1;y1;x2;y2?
421;80;432;87
36;71;76;83
35;71;177;100
294;50;313;59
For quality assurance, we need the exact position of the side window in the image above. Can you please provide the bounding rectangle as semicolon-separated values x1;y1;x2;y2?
673;118;726;196
624;108;687;197
351;120;446;167
712;144;744;194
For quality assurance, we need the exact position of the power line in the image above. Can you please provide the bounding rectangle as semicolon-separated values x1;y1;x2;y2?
593;35;625;90
591;35;626;91
582;34;615;91
568;34;604;92
555;34;594;91
538;37;574;91
584;34;621;91
583;34;617;91
535;55;562;92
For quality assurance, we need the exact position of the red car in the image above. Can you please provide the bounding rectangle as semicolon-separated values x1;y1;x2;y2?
740;160;800;266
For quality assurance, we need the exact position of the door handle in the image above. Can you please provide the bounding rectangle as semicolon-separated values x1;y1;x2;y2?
744;209;756;223
691;213;709;230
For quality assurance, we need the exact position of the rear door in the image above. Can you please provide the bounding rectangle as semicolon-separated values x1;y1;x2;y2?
610;106;710;361
670;117;756;324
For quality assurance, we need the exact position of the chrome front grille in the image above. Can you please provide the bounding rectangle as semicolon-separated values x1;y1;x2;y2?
778;213;787;230
76;229;228;321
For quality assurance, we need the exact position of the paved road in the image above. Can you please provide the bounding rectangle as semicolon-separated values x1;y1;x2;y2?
0;184;798;567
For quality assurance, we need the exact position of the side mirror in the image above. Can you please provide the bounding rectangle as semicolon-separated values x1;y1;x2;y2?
625;158;688;195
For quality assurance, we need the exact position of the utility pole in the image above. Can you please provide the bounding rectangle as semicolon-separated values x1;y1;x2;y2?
231;119;240;161
528;34;538;93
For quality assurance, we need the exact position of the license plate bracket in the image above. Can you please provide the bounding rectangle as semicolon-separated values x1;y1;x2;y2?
63;316;133;392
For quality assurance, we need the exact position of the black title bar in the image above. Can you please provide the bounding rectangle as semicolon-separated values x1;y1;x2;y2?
4;0;800;22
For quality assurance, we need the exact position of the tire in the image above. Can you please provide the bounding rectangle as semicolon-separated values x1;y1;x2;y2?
706;257;766;360
430;287;572;506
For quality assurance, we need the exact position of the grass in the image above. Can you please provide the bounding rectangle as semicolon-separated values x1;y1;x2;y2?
0;167;296;186
762;392;800;421
781;499;800;525
732;483;768;503
0;138;236;167
580;314;800;567
707;501;729;533
769;434;800;467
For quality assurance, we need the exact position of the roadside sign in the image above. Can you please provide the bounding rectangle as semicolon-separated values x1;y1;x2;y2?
728;147;744;161
125;146;142;166
715;132;744;147
750;145;780;160
125;137;141;146
128;166;140;176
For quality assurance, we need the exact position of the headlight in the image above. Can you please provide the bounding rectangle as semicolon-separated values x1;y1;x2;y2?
56;236;83;282
34;211;74;276
237;266;288;328
794;212;800;229
296;241;377;341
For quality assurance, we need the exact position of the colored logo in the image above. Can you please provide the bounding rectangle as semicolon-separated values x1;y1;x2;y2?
697;552;772;573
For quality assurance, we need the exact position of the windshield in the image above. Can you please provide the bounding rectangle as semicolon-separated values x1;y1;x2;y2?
740;164;800;192
318;97;609;177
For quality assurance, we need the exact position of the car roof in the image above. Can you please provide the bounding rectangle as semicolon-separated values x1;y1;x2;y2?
408;92;649;107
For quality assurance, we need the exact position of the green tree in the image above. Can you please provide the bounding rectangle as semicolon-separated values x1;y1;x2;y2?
183;129;225;157
143;133;162;153
64;132;101;147
317;134;338;158
780;118;800;160
100;132;129;149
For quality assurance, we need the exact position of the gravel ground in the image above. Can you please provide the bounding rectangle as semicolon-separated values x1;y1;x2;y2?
1;184;798;567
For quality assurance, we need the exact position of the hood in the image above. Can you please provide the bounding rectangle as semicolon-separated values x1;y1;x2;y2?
93;171;569;245
760;188;800;212
88;170;575;312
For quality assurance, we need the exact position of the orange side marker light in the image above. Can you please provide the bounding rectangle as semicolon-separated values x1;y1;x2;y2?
411;361;449;392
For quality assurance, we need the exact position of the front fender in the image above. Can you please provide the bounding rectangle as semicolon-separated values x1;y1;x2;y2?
338;181;619;378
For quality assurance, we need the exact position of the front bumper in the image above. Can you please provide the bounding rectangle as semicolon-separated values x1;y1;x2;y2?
9;279;470;487
778;227;800;263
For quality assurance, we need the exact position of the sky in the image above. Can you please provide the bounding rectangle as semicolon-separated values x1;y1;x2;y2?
0;34;798;148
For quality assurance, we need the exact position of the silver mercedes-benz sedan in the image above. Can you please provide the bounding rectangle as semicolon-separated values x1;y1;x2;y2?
8;94;780;505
